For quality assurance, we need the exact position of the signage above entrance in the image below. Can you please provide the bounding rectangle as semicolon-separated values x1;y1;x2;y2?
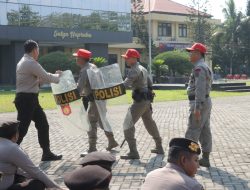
53;30;92;40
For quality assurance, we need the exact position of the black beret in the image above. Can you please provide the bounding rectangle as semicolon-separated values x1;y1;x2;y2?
64;165;112;190
80;152;116;171
169;138;201;155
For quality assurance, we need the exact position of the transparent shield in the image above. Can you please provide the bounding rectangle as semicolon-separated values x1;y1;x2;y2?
51;70;91;135
87;64;131;132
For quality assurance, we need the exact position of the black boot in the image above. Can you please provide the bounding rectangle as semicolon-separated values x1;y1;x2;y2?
41;149;62;161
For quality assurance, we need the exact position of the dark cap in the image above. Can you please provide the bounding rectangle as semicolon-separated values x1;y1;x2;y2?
64;165;112;190
79;152;116;171
0;121;19;139
169;138;201;155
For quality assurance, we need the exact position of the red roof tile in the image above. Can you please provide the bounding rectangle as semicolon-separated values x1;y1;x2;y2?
141;0;209;16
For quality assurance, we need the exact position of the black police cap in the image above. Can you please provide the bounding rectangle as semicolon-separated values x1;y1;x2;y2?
64;165;111;190
169;138;201;155
79;152;116;172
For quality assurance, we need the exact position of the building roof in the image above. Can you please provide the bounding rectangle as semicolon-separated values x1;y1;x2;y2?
141;0;210;17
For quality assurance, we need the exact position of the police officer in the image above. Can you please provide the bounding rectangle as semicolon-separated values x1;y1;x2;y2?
141;138;204;190
73;49;119;156
15;39;62;161
120;49;164;159
185;43;213;167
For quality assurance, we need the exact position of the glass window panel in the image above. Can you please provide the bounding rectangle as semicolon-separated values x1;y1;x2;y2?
40;6;51;27
61;7;72;28
61;0;72;8
81;0;90;10
19;0;30;4
6;0;18;3
7;3;20;26
40;0;51;6
0;2;7;25
49;7;62;28
79;9;91;30
71;0;82;9
30;0;41;5
51;0;61;7
72;8;81;28
29;5;41;26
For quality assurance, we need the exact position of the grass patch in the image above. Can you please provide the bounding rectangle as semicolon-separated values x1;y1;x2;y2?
1;90;250;113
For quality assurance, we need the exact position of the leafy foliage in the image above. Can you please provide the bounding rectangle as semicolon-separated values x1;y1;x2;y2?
39;51;78;74
91;57;107;68
187;0;214;44
153;51;192;77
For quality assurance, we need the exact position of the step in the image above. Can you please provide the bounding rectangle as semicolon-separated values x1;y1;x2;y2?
212;82;246;89
219;86;250;90
225;89;250;92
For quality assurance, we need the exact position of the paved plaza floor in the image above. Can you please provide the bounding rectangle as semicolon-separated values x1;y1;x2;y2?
1;95;250;190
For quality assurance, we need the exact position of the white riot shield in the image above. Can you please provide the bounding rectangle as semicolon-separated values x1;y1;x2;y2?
87;64;129;132
51;70;90;135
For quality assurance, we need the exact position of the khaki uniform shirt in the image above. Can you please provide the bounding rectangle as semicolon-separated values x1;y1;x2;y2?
124;62;152;90
16;54;59;93
187;59;213;110
77;62;97;96
141;163;204;190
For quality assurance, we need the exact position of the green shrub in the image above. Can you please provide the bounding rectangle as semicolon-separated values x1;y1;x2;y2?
153;50;192;76
39;51;79;74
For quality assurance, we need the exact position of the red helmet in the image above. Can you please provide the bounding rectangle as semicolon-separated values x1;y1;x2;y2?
121;49;140;59
186;43;207;54
73;49;92;59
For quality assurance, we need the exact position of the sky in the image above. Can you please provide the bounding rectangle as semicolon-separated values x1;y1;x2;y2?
172;0;248;21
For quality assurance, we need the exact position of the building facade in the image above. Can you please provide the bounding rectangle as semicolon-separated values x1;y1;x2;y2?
0;0;132;85
113;0;221;68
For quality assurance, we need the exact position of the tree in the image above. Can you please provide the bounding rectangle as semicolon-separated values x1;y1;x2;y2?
39;51;78;74
131;0;159;60
7;4;40;26
153;50;192;77
188;0;214;44
211;0;243;75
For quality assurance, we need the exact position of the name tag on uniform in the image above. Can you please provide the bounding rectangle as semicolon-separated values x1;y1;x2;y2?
93;83;126;100
53;89;81;105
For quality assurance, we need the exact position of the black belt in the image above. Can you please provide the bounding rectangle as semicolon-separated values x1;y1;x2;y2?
188;95;209;101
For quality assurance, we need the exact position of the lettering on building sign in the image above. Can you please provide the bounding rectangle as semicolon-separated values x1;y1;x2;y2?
54;89;81;105
53;30;92;40
93;83;126;100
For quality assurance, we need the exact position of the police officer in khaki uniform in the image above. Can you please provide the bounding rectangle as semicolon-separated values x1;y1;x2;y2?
141;138;204;190
120;49;164;160
185;43;213;167
73;49;118;156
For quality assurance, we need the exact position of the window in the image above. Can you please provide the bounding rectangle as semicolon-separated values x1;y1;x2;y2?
179;24;187;37
158;23;171;37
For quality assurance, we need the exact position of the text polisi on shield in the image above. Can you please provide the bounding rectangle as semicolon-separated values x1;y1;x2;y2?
93;84;126;100
53;89;81;116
